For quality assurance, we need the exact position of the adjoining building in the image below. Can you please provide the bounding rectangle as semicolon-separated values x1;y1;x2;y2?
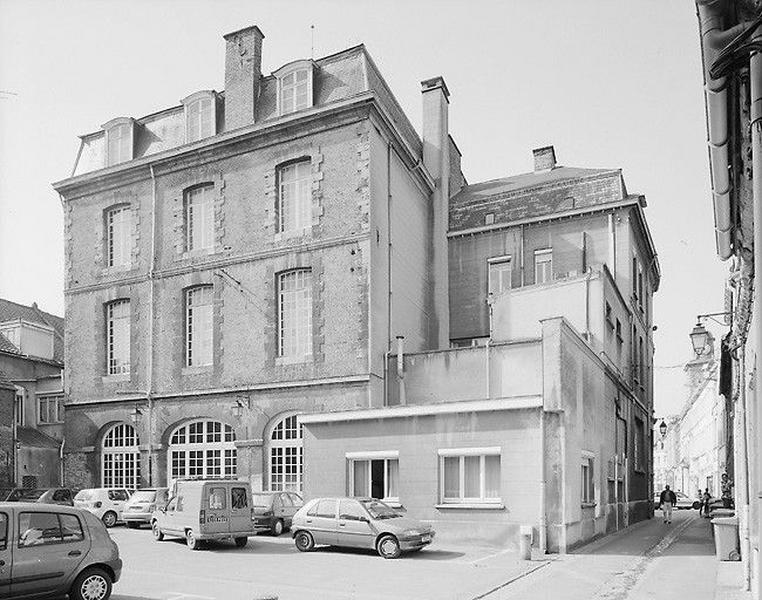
0;298;65;489
53;25;659;552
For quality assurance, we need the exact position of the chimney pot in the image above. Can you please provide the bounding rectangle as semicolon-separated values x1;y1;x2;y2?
533;146;557;172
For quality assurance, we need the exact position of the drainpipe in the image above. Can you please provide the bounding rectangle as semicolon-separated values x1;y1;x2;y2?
484;338;491;400
607;214;616;279
539;409;547;553
59;438;65;486
146;164;158;485
396;336;405;406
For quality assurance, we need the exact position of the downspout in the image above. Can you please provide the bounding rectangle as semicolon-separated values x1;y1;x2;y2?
736;345;751;589
607;214;616;279
386;142;393;407
519;224;525;287
539;409;547;553
147;164;158;485
485;338;491;400
59;438;65;486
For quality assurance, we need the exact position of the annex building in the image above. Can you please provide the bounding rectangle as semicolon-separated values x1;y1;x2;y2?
53;25;658;552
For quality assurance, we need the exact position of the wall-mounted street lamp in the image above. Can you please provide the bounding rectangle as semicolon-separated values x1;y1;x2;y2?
659;420;667;438
129;404;143;426
689;311;732;357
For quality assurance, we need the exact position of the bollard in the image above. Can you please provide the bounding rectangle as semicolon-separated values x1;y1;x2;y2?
518;525;533;560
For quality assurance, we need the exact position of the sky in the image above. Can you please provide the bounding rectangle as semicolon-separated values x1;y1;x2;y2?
0;0;729;416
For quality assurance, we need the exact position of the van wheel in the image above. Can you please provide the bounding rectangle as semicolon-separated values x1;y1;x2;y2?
271;519;284;536
294;531;314;552
152;521;164;541
234;537;248;548
70;567;112;600
186;529;200;550
377;534;401;559
101;511;117;528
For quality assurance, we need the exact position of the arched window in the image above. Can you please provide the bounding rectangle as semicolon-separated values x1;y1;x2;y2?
168;420;236;480
268;414;303;492
102;423;141;489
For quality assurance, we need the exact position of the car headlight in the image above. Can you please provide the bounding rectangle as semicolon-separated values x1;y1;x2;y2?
402;529;421;537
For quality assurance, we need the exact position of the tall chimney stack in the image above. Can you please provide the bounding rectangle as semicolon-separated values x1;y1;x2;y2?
421;76;451;348
223;26;265;131
533;145;557;172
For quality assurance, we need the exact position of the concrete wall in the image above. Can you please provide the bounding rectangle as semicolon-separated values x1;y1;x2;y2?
303;407;543;548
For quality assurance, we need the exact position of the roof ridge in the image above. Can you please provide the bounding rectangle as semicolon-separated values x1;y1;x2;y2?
462;166;619;189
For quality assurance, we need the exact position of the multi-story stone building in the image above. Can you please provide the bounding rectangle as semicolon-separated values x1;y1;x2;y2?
52;26;458;492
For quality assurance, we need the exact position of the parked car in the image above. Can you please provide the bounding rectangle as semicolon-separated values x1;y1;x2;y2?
653;490;701;510
74;488;131;527
291;497;435;559
4;488;74;506
122;487;169;529
252;491;304;535
151;479;256;550
0;501;122;600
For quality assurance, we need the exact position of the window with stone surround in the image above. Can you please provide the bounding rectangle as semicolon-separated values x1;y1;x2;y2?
14;386;24;427
102;423;141;489
581;454;595;504
168;420;236;480
276;62;313;115
184;185;215;252
277;269;312;359
268;414;303;492
183;92;216;143
106;299;131;375
185;285;213;367
276;161;311;233
105;205;131;268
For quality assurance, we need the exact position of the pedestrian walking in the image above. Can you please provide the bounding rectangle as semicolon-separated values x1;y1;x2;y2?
659;484;677;523
701;488;711;516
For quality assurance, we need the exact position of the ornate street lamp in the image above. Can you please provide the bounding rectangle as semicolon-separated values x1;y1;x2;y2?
690;321;710;357
659;420;667;438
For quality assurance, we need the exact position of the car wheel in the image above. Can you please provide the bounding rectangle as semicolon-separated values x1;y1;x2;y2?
152;521;164;541
294;531;314;552
186;529;200;550
234;536;248;548
101;511;117;528
377;534;401;559
692;501;701;510
271;519;284;536
70;567;112;600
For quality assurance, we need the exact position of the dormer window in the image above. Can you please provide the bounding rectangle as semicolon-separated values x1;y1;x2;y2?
102;118;135;166
275;60;314;116
183;91;217;143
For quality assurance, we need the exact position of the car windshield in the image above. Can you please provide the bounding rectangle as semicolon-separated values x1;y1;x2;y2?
362;500;401;520
74;490;94;501
8;489;45;501
252;494;274;507
130;490;156;502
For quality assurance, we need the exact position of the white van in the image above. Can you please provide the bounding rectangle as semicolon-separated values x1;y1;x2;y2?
151;479;256;550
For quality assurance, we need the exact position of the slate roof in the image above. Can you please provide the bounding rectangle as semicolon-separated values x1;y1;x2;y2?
0;298;64;363
449;166;625;231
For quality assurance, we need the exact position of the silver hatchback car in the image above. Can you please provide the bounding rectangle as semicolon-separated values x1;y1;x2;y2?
291;497;434;559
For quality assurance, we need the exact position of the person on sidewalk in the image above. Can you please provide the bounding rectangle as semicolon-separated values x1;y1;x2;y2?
659;484;677;523
720;473;734;509
700;488;711;516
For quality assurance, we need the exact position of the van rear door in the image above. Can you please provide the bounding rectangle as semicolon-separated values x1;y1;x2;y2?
0;509;10;598
229;485;252;534
203;485;230;536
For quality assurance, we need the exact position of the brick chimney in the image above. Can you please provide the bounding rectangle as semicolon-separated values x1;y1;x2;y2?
533;145;557;172
223;26;265;130
421;76;451;348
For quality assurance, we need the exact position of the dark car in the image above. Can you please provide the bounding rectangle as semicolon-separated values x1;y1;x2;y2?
4;488;75;506
252;491;304;535
0;502;122;599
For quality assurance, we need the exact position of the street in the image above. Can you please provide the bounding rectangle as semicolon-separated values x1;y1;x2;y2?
103;510;734;600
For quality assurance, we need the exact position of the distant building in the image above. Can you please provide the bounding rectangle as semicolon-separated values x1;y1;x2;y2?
0;299;65;489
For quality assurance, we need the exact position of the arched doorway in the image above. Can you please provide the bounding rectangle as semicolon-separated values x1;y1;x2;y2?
101;423;141;489
167;420;236;480
267;413;303;492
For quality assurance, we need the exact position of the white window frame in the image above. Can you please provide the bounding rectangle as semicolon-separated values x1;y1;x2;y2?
276;62;313;116
268;414;303;492
184;185;215;252
106;299;131;376
183;91;216;143
277;269;313;359
534;248;553;284
14;386;25;427
487;256;512;295
37;394;64;424
103;118;134;166
346;451;400;503
438;447;501;504
168;420;236;480
102;423;141;489
277;160;312;233
185;285;213;367
106;205;131;269
581;451;595;504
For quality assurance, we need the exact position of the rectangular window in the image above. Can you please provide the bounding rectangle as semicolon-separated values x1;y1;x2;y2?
186;286;213;367
38;394;64;424
534;248;553;284
438;448;501;504
488;257;512;295
0;512;7;551
106;300;131;375
278;269;313;358
106;206;131;268
277;161;311;233
187;97;213;142
208;487;226;510
14;387;24;427
280;69;311;115
107;123;132;165
184;185;214;251
581;456;595;504
347;453;399;501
